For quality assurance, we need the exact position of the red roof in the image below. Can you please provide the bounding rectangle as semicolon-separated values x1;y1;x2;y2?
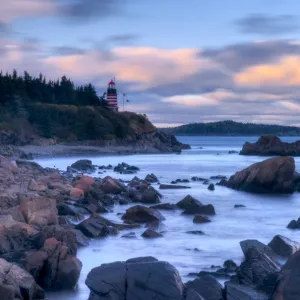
108;80;115;85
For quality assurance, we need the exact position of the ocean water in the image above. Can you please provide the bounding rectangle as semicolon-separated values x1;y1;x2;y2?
35;136;300;300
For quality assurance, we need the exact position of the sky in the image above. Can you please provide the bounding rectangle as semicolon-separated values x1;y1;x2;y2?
2;1;300;127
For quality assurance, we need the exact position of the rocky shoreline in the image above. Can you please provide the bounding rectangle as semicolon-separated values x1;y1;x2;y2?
0;130;191;160
0;154;299;299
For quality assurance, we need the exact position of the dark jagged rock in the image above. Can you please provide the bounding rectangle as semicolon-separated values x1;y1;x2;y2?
185;275;224;300
241;135;300;156
31;225;89;256
193;215;212;223
220;156;296;193
210;175;227;180
140;186;161;204
229;150;239;154
177;195;203;210
270;250;300;300
208;183;215;191
236;247;280;295
268;235;300;257
114;162;140;174
122;205;165;224
240;239;276;259
23;237;82;290
70;159;95;172
75;216;109;238
287;217;300;229
191;177;208;182
223;260;237;273
141;228;163;238
159;184;191;189
150;203;177;210
177;195;216;215
186;230;204;235
183;204;216;216
145;173;159;183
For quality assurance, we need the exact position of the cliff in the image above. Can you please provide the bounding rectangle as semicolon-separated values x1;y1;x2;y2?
0;71;189;155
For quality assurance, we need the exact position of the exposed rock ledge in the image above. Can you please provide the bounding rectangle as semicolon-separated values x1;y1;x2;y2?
3;131;191;158
240;135;300;156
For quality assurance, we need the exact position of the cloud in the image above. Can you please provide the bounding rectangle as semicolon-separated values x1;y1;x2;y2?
2;37;300;126
43;46;219;92
0;0;55;22
202;40;300;71
236;14;300;36
235;55;300;86
51;46;87;56
56;0;128;23
105;34;139;46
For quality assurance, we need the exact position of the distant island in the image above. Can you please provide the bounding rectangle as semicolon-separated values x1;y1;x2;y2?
160;120;300;136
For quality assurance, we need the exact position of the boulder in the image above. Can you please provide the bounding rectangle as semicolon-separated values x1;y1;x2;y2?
240;239;276;259
287;217;300;229
220;156;296;193
270;250;300;300
176;195;203;210
236;247;280;295
268;235;300;257
150;203;178;210
114;162;140;174
31;225;89;255
86;258;184;300
70;187;84;199
185;275;224;300
101;176;125;194
176;195;215;215
70;159;95;172
76;215;109;238
122;205;165;224
208;183;215;191
57;202;89;218
193;215;212;223
140;186;161;204
19;194;58;228
24;237;82;290
159;184;191;189
73;175;94;192
240;135;300;156
145;173;159;183
141;228;163;238
0;258;44;300
182;204;216;216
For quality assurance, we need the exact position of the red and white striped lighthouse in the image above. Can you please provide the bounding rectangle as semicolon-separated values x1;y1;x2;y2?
106;79;118;111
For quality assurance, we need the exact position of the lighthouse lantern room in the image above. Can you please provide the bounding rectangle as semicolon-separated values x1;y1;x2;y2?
106;79;118;111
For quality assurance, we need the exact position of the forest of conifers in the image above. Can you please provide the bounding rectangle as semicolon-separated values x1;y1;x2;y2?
0;70;150;142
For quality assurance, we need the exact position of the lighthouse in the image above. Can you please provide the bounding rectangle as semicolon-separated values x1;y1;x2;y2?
106;79;118;111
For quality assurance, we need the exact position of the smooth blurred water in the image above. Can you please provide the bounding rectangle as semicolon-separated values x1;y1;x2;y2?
35;136;300;300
